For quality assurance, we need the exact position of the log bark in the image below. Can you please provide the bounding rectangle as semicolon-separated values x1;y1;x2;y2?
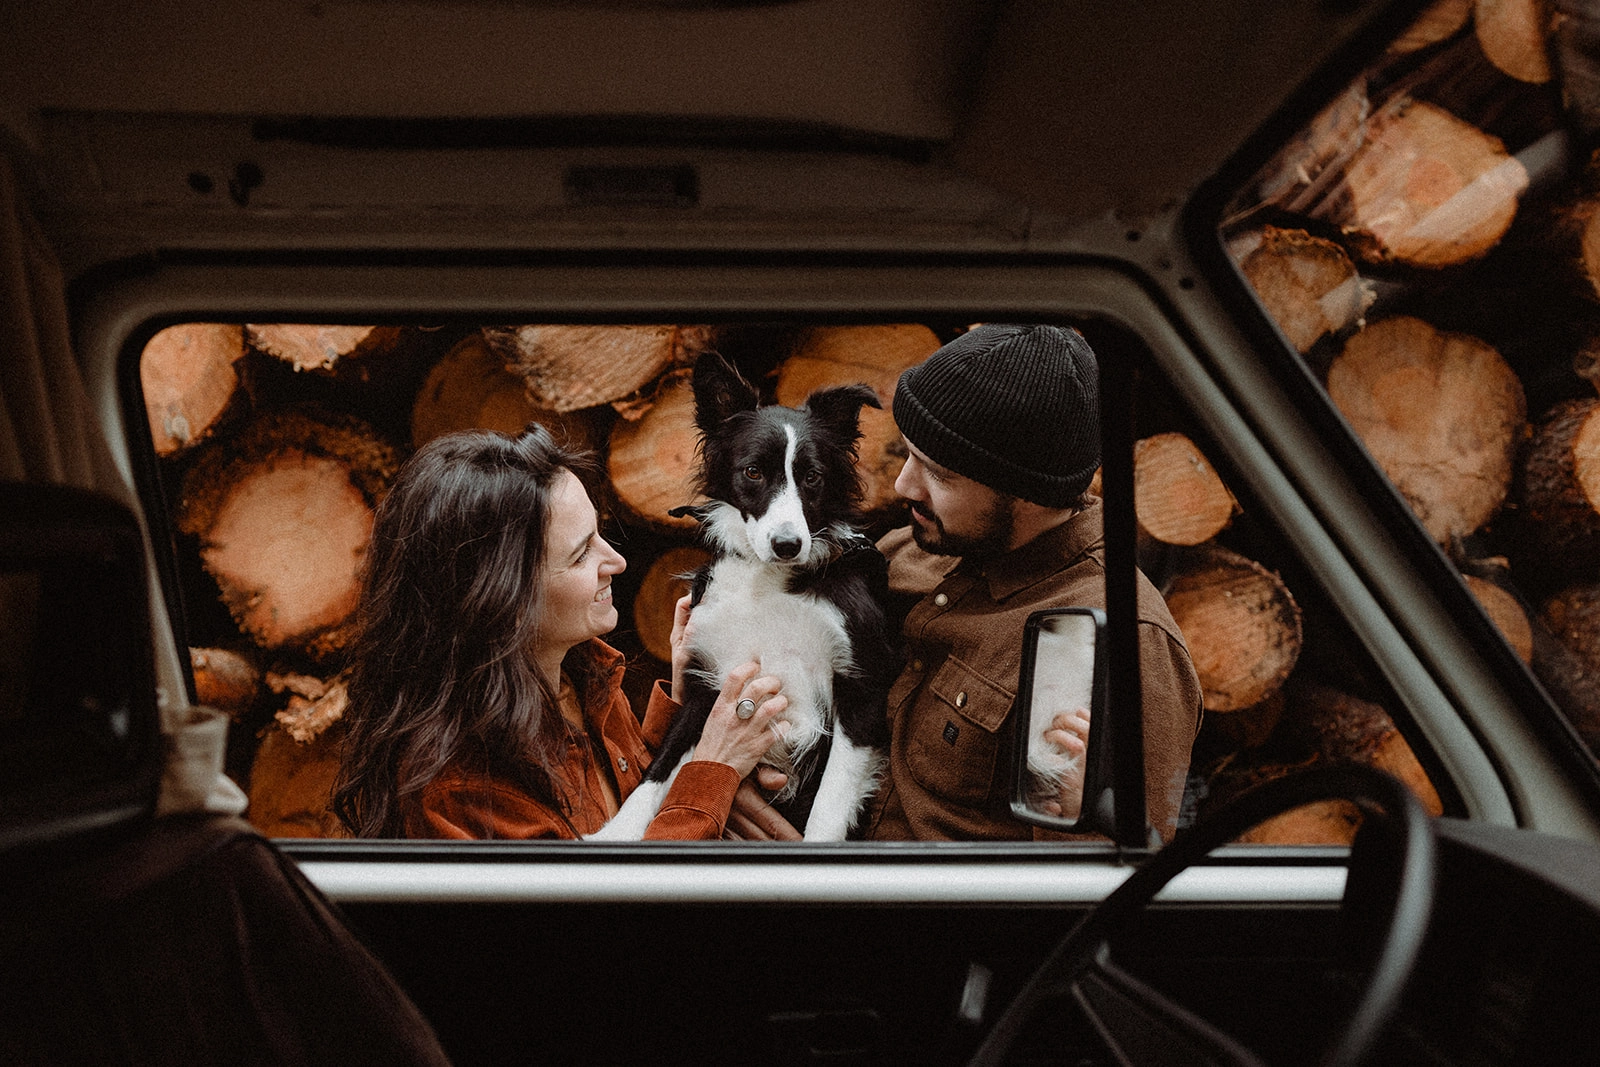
1327;315;1526;543
1523;396;1600;558
1540;185;1600;304
1533;584;1600;748
773;324;941;514
189;646;261;720
177;409;398;660
266;669;350;744
1464;573;1535;661
632;546;712;664
1238;226;1374;354
1476;0;1556;83
482;325;714;413
247;717;347;839
1226;681;1445;844
1243;81;1370;221
1332;98;1528;268
410;333;601;452
1391;0;1475;54
140;323;244;457
1236;799;1366;845
606;369;702;532
1132;432;1237;545
1164;545;1304;712
1551;0;1600;140
1290;679;1446;816
1206;690;1285;751
245;324;403;372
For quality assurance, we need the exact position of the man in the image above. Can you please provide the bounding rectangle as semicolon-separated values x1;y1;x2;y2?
862;323;1202;842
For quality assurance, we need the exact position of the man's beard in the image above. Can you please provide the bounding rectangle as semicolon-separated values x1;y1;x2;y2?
908;494;1015;559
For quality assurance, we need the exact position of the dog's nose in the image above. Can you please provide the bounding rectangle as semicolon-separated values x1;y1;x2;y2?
771;535;803;559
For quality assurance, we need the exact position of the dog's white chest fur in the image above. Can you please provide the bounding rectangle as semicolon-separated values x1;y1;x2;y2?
690;555;851;761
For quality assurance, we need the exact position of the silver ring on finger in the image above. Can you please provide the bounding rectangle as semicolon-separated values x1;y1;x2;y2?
735;698;757;720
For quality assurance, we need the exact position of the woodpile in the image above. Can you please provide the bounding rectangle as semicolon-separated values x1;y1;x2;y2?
1128;430;1447;843
1225;0;1600;782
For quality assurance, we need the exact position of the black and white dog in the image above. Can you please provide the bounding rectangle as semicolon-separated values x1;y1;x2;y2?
589;352;899;841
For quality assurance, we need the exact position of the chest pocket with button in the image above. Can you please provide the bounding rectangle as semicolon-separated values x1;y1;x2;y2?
905;654;1016;807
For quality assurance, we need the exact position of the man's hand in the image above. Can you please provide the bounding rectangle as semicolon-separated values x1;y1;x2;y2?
1037;708;1089;820
724;770;802;841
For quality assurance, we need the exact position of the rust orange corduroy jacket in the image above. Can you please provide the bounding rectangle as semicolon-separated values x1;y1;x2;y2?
404;640;740;840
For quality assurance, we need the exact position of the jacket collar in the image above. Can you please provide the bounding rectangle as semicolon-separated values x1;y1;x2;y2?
961;496;1104;602
563;638;627;719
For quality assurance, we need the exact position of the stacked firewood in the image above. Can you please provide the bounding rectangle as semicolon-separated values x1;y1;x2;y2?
1221;0;1600;827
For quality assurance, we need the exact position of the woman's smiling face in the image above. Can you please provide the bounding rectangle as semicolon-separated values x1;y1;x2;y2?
535;469;626;670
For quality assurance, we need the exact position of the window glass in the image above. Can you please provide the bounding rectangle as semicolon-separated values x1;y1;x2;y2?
1080;323;1450;842
139;317;1444;843
1221;0;1600;764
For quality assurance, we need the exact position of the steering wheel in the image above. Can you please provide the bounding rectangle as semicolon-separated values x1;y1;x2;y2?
968;763;1436;1067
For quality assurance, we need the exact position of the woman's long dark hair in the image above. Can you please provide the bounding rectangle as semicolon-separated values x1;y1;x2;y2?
333;424;594;838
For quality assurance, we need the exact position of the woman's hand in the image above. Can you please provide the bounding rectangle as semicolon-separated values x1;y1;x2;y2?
694;660;789;779
667;594;694;703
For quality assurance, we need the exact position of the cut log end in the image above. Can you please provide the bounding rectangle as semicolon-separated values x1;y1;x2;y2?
1165;546;1304;712
140;323;244;457
486;324;711;413
411;333;602;452
1239;226;1373;353
1133;432;1236;545
1336;99;1528;268
607;370;703;531
1329;316;1525;543
633;547;713;663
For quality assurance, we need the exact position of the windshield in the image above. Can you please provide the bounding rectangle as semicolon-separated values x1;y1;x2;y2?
1220;0;1600;766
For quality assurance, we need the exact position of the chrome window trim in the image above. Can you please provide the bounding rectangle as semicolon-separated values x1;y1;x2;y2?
299;855;1348;906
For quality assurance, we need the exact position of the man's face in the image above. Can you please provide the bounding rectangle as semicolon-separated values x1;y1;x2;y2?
893;439;1016;558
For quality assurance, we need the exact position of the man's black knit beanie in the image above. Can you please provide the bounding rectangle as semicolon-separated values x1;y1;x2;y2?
892;323;1100;508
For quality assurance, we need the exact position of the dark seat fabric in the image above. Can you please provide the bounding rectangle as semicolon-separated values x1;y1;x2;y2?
0;813;452;1066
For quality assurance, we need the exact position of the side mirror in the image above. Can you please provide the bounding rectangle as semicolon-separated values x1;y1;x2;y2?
1009;607;1113;836
0;484;161;855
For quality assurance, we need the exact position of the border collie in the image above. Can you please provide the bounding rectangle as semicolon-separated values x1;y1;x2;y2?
589;352;898;841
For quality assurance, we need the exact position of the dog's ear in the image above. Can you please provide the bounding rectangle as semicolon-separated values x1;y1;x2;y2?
692;351;759;432
804;383;881;439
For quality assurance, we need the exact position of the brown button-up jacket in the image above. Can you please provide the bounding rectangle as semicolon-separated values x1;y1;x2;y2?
864;499;1202;841
405;640;739;840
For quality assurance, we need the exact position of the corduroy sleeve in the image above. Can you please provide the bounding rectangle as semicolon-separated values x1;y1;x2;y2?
640;679;680;751
641;760;741;840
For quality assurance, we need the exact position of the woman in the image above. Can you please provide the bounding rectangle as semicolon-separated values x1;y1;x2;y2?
332;424;789;840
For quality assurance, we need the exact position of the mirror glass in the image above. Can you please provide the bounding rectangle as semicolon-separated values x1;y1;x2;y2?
1011;607;1108;834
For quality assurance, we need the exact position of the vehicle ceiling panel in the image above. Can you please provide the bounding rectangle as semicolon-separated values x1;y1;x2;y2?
4;1;1402;236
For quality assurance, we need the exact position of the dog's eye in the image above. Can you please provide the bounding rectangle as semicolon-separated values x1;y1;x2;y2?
743;465;763;481
803;470;823;487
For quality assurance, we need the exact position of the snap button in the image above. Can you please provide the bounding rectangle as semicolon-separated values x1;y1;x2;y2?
955;691;968;708
618;757;629;773
911;659;924;672
933;593;949;607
